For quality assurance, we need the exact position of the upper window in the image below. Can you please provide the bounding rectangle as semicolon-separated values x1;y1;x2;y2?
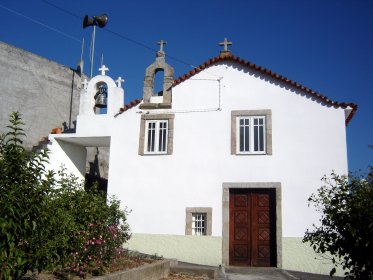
231;110;272;155
139;114;174;155
145;120;168;154
237;116;266;154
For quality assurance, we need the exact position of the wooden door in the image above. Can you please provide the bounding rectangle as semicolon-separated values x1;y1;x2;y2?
229;188;276;266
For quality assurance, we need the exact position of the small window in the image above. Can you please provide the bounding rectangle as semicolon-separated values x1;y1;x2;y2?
192;213;206;236
185;207;212;236
145;120;168;154
237;116;266;154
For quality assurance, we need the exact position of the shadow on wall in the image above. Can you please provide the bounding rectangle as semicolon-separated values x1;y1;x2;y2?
85;147;108;194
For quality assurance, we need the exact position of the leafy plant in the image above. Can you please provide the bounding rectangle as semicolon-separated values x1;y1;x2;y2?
0;112;54;279
0;112;131;280
303;168;373;279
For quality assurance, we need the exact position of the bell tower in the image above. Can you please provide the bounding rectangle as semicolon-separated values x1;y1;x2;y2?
140;40;174;109
78;65;124;117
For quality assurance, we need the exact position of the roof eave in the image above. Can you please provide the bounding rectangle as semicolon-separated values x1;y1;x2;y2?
172;53;358;126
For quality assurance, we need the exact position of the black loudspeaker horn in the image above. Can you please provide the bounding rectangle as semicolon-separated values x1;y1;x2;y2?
83;15;95;28
93;14;108;28
83;14;108;29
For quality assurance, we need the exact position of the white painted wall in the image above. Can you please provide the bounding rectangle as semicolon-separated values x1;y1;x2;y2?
48;62;349;238
47;136;87;180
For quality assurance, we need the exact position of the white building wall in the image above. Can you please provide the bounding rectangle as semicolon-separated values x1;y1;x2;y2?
47;137;87;180
105;63;348;238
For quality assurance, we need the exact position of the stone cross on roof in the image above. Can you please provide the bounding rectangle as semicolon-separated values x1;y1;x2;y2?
116;77;124;88
219;38;232;52
157;40;167;52
82;78;88;90
99;65;109;76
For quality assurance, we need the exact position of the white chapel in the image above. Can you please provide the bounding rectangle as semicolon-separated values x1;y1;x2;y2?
47;39;357;273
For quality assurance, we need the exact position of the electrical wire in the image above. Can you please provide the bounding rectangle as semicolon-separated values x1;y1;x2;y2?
0;4;81;43
38;0;224;80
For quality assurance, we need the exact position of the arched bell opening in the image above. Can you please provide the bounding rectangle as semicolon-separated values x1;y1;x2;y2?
94;82;108;114
154;68;165;97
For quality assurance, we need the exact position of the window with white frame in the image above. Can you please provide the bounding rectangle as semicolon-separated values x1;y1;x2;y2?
192;213;206;236
145;120;168;154
231;110;272;155
237;116;266;154
139;114;174;156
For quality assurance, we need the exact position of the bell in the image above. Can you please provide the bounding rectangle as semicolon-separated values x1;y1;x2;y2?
95;85;107;108
95;92;107;108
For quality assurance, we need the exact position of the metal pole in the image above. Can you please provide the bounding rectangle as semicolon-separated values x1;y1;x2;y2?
90;25;96;78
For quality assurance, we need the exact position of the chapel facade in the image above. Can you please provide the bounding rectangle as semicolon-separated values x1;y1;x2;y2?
47;39;357;273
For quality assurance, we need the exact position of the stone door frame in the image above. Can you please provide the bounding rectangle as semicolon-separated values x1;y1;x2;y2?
222;182;282;268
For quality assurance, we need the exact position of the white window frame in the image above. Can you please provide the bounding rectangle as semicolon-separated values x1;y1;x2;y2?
144;120;168;154
237;116;266;154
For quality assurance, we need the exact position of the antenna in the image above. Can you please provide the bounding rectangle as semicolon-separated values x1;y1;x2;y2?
101;53;104;67
90;26;96;78
78;37;84;75
80;37;84;62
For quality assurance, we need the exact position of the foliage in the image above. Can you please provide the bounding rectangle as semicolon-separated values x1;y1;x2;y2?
0;112;130;280
303;168;373;279
0;112;54;279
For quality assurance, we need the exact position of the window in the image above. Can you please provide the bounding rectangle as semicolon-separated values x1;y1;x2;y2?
139;114;174;155
237;116;266;154
231;110;272;155
145;120;168;154
185;207;212;236
192;213;206;236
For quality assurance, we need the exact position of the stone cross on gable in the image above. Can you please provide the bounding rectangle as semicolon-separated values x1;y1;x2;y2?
82;78;88;90
157;40;167;52
99;65;109;76
219;38;232;52
116;77;124;88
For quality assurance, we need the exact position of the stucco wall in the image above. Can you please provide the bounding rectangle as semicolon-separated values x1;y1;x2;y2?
0;41;82;150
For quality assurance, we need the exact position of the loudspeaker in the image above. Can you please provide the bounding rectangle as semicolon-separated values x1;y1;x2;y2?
83;14;108;29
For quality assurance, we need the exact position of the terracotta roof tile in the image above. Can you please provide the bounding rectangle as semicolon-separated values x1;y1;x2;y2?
173;53;357;125
115;98;142;117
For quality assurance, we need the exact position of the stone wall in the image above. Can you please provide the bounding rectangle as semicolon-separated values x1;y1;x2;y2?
0;41;82;150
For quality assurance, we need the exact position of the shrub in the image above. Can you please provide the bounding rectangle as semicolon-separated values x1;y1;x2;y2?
0;112;54;279
303;168;373;279
0;112;130;279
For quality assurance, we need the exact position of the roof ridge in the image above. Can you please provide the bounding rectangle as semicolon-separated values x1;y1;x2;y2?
115;98;142;117
173;53;357;125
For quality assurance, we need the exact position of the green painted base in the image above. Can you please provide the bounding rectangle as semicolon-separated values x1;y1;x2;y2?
125;233;222;266
125;234;344;276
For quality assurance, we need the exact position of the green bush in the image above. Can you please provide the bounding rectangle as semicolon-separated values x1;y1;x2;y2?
0;112;130;280
304;168;373;279
0;112;54;279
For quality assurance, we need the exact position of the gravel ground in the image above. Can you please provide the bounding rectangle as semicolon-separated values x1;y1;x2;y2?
286;270;344;280
160;273;210;280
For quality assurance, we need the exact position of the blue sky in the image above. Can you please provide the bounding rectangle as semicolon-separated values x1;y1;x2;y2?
0;0;372;173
